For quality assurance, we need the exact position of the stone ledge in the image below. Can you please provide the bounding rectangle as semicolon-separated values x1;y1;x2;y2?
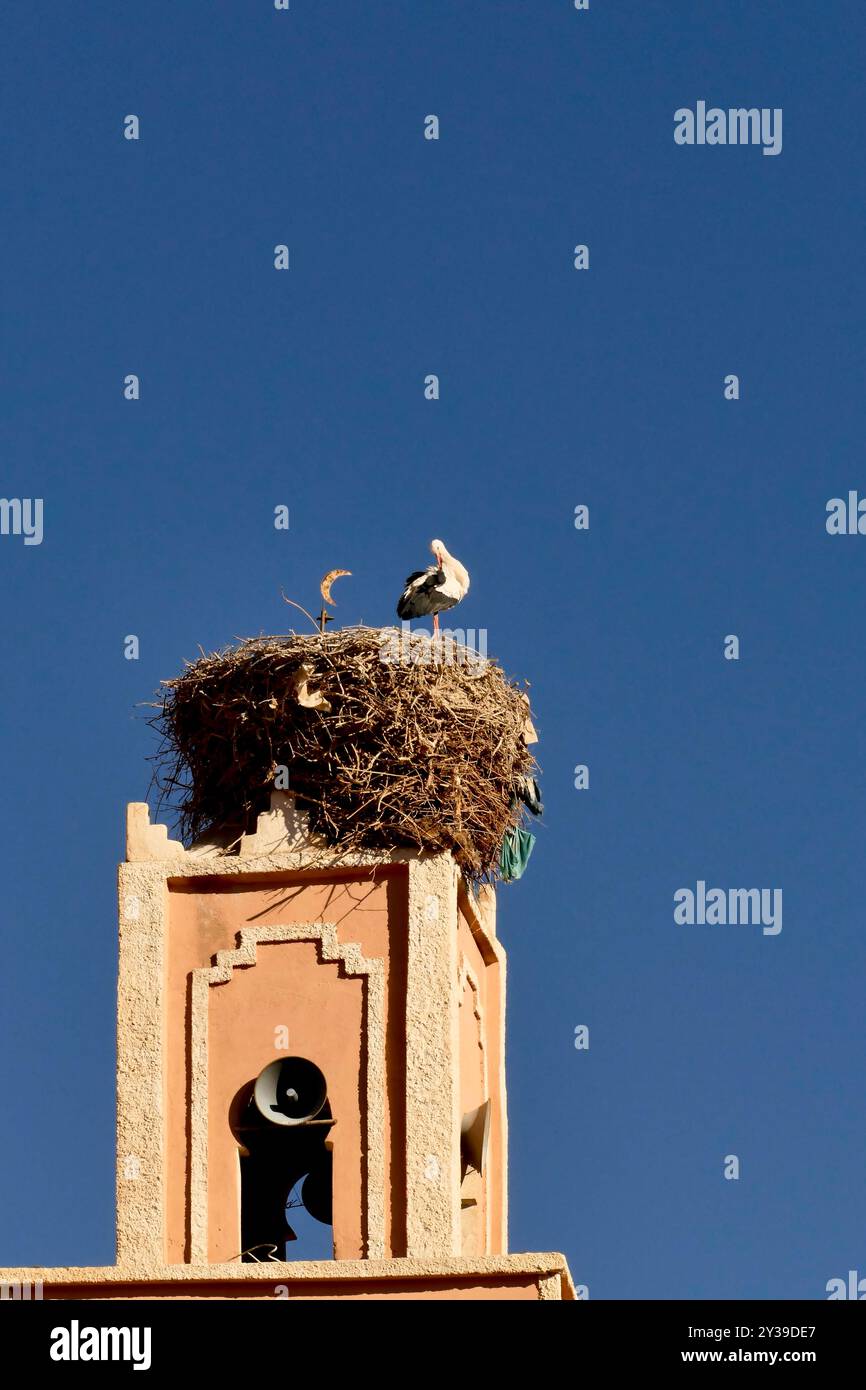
0;1253;574;1301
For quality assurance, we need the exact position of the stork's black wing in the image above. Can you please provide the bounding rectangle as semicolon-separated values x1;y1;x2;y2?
396;568;446;619
514;775;543;817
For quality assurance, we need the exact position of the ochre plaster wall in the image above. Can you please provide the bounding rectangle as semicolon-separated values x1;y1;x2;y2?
457;902;507;1256
164;869;407;1263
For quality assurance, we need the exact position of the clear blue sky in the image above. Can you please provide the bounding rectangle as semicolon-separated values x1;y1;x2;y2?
1;1;863;1298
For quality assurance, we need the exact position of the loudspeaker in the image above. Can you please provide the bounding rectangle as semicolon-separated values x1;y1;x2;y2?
253;1057;328;1127
460;1100;491;1178
300;1150;334;1225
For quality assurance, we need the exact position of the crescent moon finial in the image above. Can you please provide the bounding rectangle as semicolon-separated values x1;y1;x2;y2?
320;569;352;606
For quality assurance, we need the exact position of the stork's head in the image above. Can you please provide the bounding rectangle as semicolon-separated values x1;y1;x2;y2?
430;538;469;595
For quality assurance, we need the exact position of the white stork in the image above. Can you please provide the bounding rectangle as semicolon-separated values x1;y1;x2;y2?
396;539;470;632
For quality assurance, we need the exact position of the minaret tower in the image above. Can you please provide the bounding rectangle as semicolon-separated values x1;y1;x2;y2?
110;792;573;1299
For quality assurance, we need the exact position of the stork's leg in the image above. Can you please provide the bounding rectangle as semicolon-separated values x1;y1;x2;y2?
433;613;440;634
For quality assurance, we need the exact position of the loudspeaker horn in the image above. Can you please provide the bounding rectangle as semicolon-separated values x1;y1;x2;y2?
460;1100;491;1177
253;1057;328;1127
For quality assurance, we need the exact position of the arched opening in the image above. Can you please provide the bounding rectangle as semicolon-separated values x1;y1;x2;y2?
230;1057;334;1262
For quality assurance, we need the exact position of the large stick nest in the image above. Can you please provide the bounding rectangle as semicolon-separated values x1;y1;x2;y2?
149;626;538;882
